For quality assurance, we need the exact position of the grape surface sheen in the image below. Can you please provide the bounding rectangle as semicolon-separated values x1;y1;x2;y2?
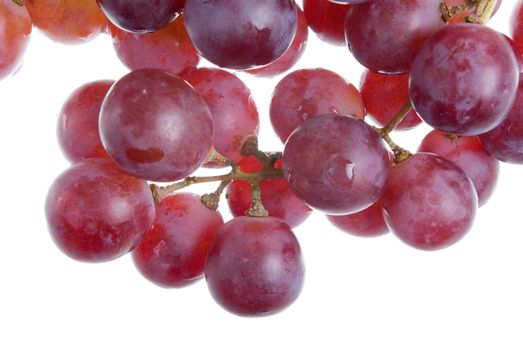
205;217;304;317
382;153;478;251
283;114;390;215
99;69;213;182
184;0;298;69
45;159;155;262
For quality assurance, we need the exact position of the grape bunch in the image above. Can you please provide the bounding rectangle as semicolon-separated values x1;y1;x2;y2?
2;0;522;317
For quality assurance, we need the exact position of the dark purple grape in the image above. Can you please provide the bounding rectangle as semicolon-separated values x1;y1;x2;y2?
97;0;184;33
382;153;477;251
45;158;155;262
99;69;213;182
270;68;365;143
133;193;224;288
282;114;390;215
58;80;113;163
345;0;444;74
205;216;304;317
479;78;523;164
418;130;499;207
409;23;519;136
245;6;308;77
183;0;298;69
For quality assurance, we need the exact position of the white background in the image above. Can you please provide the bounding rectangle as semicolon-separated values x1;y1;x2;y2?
1;1;523;349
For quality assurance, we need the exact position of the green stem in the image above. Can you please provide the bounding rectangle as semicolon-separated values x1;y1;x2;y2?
466;0;497;24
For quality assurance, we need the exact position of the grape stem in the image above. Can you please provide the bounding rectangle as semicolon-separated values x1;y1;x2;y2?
150;145;282;214
466;0;496;24
11;0;24;5
376;101;413;163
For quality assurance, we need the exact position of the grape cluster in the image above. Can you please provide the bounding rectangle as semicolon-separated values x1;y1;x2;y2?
2;0;522;317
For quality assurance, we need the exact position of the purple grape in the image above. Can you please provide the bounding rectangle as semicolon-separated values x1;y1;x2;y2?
45;158;155;262
479;77;523;164
99;69;213;182
382;153;478;251
97;0;184;33
133;193;224;288
418;130;499;207
183;0;298;69
409;23;519;135
205;216;304;317
282;114;390;215
345;0;444;74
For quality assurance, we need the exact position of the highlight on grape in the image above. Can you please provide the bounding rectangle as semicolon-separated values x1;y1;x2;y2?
2;0;522;317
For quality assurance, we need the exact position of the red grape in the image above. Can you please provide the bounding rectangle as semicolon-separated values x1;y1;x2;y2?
382;153;477;251
97;0;184;33
99;69;213;182
479;78;523;164
25;0;107;44
45;158;155;262
110;13;199;75
226;156;312;228
303;0;350;46
512;1;523;58
410;24;519;136
270;68;365;143
184;0;298;69
360;70;421;130
245;6;308;77
418;130;499;207
133;193;224;288
205;216;304;317
0;0;31;80
345;0;444;74
58;80;113;163
283;114;390;215
179;68;259;163
327;199;388;238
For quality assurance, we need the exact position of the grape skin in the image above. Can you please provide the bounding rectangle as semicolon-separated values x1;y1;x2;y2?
226;157;312;228
205;216;304;317
184;0;298;69
418;130;499;207
99;69;214;182
345;0;444;74
479;78;523;164
327;199;388;238
58;80;114;163
179;68;259;163
0;0;32;80
283;114;390;215
409;23;519;136
45;158;155;262
382;153;478;251
110;13;199;75
133;193;224;288
97;0;184;33
25;0;106;44
245;6;308;77
270;68;365;143
360;70;421;130
303;0;350;46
